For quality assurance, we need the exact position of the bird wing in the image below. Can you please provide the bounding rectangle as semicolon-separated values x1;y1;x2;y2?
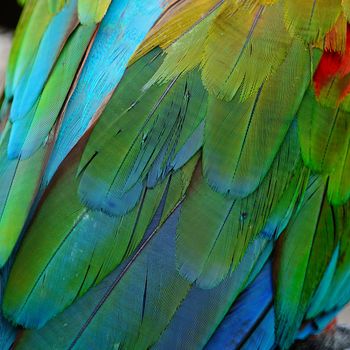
0;1;349;349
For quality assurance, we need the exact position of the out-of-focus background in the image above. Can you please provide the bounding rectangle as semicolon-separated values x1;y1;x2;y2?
340;305;350;324
0;1;21;92
0;0;350;328
0;30;12;92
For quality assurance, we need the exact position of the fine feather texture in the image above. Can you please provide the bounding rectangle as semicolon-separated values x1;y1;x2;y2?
206;262;275;350
78;51;207;215
44;0;173;184
9;0;78;122
14;214;273;349
1;0;350;349
9;24;95;159
78;0;112;24
275;177;341;348
203;39;310;197
0;264;16;350
202;1;291;101
284;0;341;42
177;124;304;288
5;0;55;98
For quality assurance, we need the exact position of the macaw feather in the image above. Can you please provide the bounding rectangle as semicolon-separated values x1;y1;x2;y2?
9;0;79;122
322;202;350;312
177;124;303;288
6;0;54;98
78;51;207;215
2;0;350;349
44;0;173;185
0;265;16;350
307;245;340;319
284;0;342;43
156;236;273;349
328;139;350;205
298;88;350;176
13;215;273;350
203;39;310;197
343;0;350;20
48;0;68;14
202;1;292;101
3;139;198;329
0;23;95;269
275;177;340;349
206;262;275;350
323;14;347;53
14;24;96;159
133;0;223;62
313;25;350;107
146;16;211;89
0;124;47;266
78;0;112;24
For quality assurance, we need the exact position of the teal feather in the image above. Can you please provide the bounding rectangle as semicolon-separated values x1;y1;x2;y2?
10;0;78;122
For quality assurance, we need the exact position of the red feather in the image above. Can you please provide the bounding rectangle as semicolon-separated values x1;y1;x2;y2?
314;24;350;103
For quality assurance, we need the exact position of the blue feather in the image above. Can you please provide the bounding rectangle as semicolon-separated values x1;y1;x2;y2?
7;101;38;159
206;262;275;350
15;209;273;349
172;121;204;171
9;0;77;122
0;265;16;350
156;237;273;349
307;245;340;318
79;175;144;216
297;310;339;340
15;206;187;349
44;0;169;184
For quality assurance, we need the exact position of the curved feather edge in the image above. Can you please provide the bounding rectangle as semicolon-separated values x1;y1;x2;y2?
13;213;274;349
205;261;275;350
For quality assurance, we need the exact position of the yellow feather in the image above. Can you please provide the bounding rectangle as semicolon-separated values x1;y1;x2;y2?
145;14;213;87
342;0;350;20
284;0;342;43
133;0;223;63
202;1;291;100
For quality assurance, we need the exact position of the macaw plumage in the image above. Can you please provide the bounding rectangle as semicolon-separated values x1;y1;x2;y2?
0;0;350;349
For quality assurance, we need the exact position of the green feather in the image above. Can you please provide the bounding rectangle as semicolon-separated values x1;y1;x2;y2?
6;0;54;97
323;203;350;311
203;39;311;197
275;177;338;349
328;139;350;205
202;1;292;101
298;89;349;174
284;0;341;43
78;0;112;24
16;24;95;158
3;149;164;327
177;123;303;288
48;0;68;13
78;52;207;215
0;117;47;266
3;146;199;328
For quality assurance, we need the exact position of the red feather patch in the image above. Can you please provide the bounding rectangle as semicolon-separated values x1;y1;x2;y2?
314;24;350;103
